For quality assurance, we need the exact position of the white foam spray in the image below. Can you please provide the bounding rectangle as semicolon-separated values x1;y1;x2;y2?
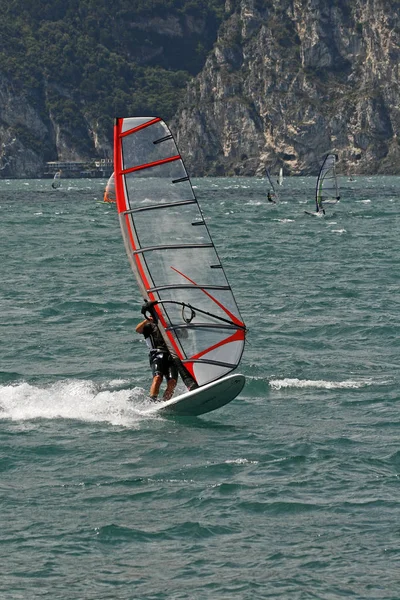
269;378;374;390
0;379;161;427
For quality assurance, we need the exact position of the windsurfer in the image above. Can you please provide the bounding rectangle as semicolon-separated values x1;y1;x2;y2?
103;173;116;203
136;317;178;402
267;191;276;204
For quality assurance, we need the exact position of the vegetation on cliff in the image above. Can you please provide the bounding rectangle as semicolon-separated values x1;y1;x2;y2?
0;0;225;155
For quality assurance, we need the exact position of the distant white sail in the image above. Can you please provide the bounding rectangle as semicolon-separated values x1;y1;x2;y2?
51;171;61;189
315;154;340;213
278;167;283;186
266;168;279;204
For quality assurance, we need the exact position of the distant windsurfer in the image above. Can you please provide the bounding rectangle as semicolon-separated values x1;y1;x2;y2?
136;316;178;402
103;172;116;203
267;191;276;204
103;191;114;203
51;170;61;189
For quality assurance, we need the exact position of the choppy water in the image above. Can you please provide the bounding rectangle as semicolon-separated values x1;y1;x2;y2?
1;176;399;599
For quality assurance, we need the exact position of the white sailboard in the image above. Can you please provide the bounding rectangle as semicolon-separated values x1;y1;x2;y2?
143;374;246;416
278;167;284;186
114;116;247;415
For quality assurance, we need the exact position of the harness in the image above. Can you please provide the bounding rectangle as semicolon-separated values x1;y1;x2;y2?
144;323;168;354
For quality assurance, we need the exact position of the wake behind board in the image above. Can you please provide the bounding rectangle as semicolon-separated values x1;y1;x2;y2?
304;210;324;217
145;374;246;417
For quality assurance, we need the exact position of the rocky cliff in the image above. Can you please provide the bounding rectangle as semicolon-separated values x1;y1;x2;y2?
174;0;400;175
1;0;399;177
0;76;109;177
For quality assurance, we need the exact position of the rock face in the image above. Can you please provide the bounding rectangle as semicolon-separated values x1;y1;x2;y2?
1;0;399;177
0;75;50;178
174;0;400;175
0;75;109;177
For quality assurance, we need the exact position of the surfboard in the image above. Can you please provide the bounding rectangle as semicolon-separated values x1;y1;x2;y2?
144;373;245;416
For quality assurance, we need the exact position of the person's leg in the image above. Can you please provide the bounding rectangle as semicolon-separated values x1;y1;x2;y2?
163;378;177;400
150;374;163;400
149;353;164;400
162;358;178;400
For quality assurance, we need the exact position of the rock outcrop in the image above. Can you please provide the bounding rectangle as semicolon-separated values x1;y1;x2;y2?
0;75;50;177
174;0;400;175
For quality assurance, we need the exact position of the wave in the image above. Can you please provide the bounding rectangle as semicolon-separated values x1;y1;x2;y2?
269;378;375;390
0;379;162;426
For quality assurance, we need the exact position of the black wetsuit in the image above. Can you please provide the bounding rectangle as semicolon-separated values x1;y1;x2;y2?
142;322;178;381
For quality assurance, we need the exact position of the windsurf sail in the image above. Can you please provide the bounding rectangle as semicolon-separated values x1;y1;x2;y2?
266;168;279;203
103;172;116;202
315;154;340;213
51;171;61;189
278;167;283;186
114;117;246;389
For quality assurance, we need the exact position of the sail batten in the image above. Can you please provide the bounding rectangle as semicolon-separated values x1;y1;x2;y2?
148;284;231;292
122;200;197;215
182;359;238;368
114;116;246;388
122;154;181;174
121;117;161;136
154;134;173;145
132;242;214;255
167;323;239;331
172;176;190;184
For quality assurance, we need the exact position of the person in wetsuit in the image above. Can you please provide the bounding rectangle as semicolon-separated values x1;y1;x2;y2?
267;191;276;204
135;317;178;402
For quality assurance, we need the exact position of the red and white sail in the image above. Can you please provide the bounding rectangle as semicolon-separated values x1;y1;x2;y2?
114;117;246;388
